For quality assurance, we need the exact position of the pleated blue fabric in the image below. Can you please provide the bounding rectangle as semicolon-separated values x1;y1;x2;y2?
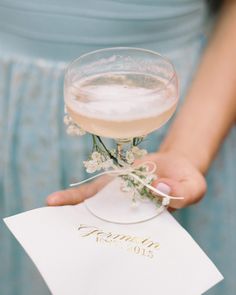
0;1;235;294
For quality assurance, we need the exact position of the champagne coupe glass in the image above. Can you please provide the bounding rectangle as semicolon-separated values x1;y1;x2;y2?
64;47;179;223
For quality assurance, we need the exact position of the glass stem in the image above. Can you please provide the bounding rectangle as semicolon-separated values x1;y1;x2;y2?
116;138;132;166
117;141;123;158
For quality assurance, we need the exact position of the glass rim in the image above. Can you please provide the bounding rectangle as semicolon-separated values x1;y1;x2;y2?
65;46;177;96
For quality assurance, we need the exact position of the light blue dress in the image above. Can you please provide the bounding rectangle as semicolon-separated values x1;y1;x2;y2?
0;1;235;294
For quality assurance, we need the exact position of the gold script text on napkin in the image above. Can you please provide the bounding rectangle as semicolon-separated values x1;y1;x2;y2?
78;224;160;259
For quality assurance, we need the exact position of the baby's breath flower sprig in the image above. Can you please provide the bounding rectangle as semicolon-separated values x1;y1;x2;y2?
83;151;115;174
83;135;149;182
83;136;114;174
120;164;160;206
64;107;165;205
131;146;147;159
83;136;160;205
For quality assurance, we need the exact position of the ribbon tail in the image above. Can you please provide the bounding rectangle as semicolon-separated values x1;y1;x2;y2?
69;169;127;187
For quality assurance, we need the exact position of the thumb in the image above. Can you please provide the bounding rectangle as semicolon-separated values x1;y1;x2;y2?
46;175;111;206
152;177;206;209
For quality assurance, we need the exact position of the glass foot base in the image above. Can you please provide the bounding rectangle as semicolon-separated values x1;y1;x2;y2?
84;177;165;224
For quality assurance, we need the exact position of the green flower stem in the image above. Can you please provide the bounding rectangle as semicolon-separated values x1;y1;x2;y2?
133;137;144;146
92;134;97;150
96;136;121;166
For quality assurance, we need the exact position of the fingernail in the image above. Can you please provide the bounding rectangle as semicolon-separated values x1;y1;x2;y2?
155;182;171;195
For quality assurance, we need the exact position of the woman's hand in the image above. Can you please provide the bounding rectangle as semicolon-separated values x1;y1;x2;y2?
46;151;206;209
147;152;207;208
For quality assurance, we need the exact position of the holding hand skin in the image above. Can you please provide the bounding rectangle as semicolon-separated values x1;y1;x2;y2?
47;152;206;209
47;0;236;209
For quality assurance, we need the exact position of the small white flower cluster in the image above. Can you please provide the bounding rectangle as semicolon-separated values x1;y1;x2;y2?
121;164;156;193
83;151;114;173
132;146;148;158
125;146;147;164
139;173;157;192
125;151;135;164
64;106;86;136
120;167;158;208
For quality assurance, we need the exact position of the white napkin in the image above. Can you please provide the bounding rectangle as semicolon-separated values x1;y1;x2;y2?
4;181;223;295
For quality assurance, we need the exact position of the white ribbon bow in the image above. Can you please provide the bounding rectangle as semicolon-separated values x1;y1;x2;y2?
70;161;184;207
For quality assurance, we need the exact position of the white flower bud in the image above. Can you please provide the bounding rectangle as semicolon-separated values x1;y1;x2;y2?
120;180;132;192
131;146;140;154
64;115;71;125
76;127;86;136
83;160;99;173
66;124;86;136
102;159;114;170
126;151;135;164
66;124;78;136
131;146;148;158
91;151;102;162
